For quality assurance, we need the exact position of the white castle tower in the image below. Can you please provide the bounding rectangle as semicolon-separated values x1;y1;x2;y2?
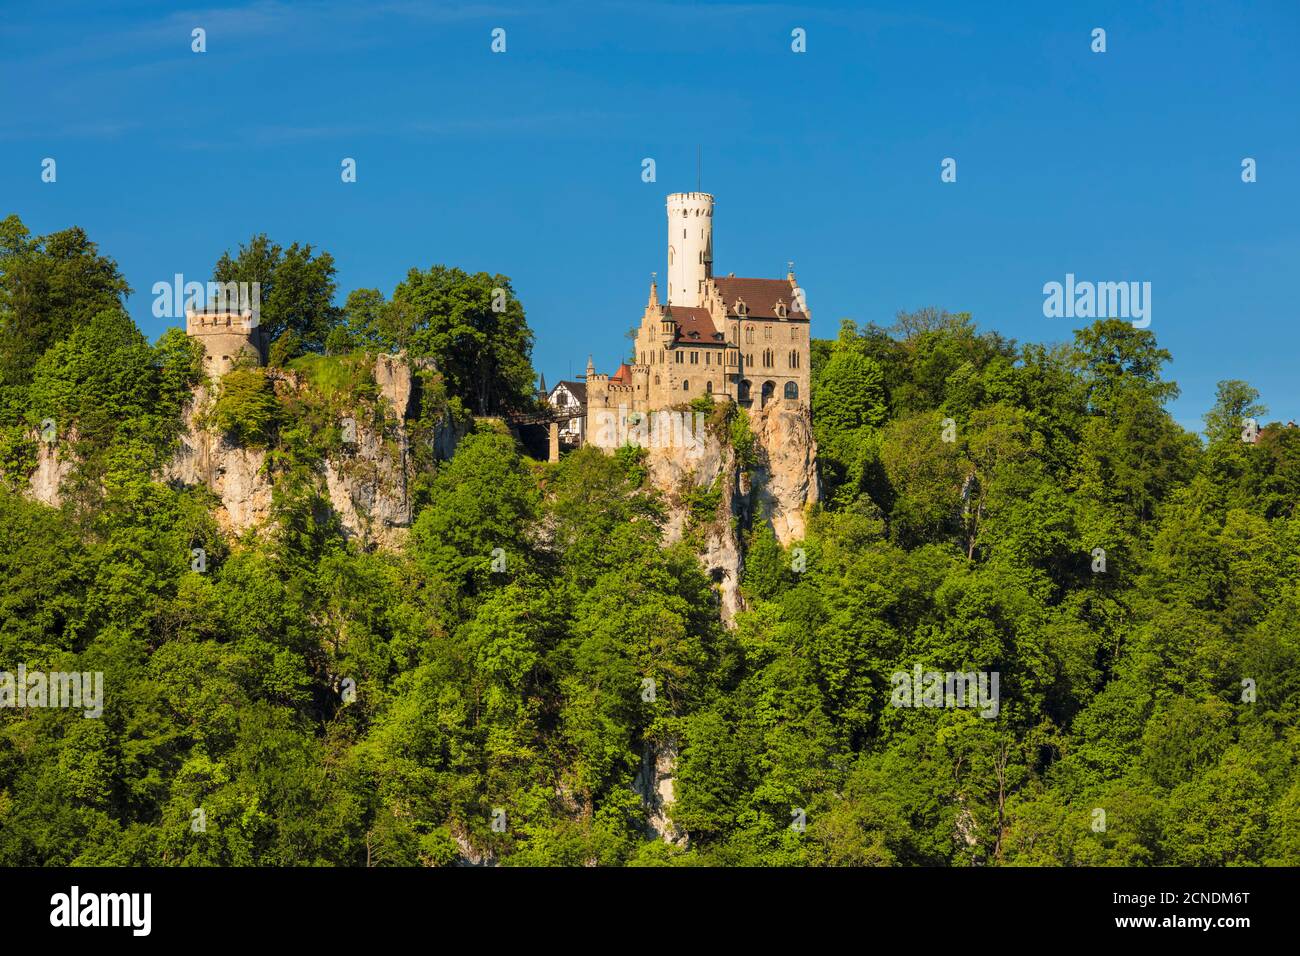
666;192;713;307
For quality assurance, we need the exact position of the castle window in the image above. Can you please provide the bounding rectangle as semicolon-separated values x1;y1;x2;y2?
704;352;710;365
654;375;660;385
682;379;690;390
675;352;684;364
791;326;799;340
762;349;774;368
690;352;699;364
738;380;751;401
745;325;754;344
784;382;799;400
789;350;800;369
706;381;713;394
764;325;772;340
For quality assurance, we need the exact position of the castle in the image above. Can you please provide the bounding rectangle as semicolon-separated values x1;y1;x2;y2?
185;308;265;376
585;192;811;446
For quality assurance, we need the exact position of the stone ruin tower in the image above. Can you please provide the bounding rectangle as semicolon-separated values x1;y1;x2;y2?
185;308;266;377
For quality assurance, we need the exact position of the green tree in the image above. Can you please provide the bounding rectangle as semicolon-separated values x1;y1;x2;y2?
392;266;536;415
212;234;339;356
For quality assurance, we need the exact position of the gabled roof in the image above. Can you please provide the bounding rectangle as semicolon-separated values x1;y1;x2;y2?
550;380;586;404
713;276;808;320
610;363;633;384
664;306;724;343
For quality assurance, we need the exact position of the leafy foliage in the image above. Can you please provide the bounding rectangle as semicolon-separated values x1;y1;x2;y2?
1;220;1296;868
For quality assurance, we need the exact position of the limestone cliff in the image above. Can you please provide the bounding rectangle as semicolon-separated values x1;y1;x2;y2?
749;401;821;546
631;401;818;842
632;738;685;845
20;353;459;548
165;383;274;532
27;428;76;508
164;353;458;549
644;401;819;624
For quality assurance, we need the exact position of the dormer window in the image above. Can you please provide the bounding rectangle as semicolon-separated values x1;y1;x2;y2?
774;300;788;319
734;300;748;318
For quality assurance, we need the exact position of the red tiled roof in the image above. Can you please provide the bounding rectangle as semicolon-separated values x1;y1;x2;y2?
664;306;724;343
713;276;808;320
610;363;633;384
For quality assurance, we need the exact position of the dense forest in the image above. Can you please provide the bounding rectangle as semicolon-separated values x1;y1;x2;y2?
1;214;1297;866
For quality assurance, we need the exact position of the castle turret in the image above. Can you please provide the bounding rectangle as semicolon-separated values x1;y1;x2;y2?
666;192;713;307
185;309;264;377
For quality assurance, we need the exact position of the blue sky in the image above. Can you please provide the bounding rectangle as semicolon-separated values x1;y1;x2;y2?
2;0;1297;431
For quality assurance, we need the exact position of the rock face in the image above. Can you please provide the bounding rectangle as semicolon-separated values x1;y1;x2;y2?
643;418;742;620
374;352;415;419
165;384;275;533
20;353;458;547
28;431;76;508
164;354;459;547
322;413;414;550
633;738;685;845
633;401;818;841
644;401;819;624
750;402;820;546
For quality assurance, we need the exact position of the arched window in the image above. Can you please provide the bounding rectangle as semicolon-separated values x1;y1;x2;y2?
668;247;675;265
760;380;775;407
745;325;755;344
706;381;713;394
762;349;774;368
682;379;690;390
789;350;800;368
738;379;751;401
784;381;799;400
